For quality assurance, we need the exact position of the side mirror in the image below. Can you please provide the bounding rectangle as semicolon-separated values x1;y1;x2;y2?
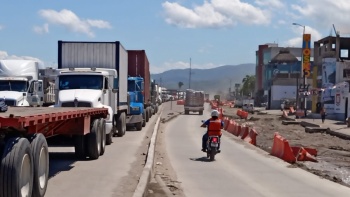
201;120;205;123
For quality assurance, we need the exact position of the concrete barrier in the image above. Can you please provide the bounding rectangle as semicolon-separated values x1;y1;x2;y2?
133;113;162;197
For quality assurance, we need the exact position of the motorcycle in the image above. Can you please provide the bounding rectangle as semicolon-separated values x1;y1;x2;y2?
206;135;220;161
201;120;220;161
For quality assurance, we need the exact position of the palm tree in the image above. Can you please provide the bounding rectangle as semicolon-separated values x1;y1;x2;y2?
178;81;184;90
241;75;256;97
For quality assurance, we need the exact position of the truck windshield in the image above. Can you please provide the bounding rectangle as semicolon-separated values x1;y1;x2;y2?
0;80;28;92
128;80;142;92
59;75;103;90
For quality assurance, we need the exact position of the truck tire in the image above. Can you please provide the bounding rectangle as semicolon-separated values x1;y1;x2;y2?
148;107;153;118
29;134;49;197
99;119;106;155
0;137;34;197
116;113;126;137
106;125;113;145
185;110;189;115
145;109;150;122
87;119;101;159
199;111;203;115
136;121;142;131
74;135;86;159
142;112;146;127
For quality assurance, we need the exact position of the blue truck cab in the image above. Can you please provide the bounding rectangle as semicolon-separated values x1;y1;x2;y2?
126;76;145;130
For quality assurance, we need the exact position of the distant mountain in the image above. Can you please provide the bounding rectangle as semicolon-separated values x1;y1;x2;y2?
151;63;255;95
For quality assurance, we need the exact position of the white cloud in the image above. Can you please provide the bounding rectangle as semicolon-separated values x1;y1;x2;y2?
38;9;112;37
162;0;271;28
278;20;286;25
284;26;323;47
151;61;218;74
255;0;284;8
291;0;350;34
33;23;49;34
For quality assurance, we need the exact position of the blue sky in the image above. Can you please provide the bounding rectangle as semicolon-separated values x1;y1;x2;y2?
0;0;348;73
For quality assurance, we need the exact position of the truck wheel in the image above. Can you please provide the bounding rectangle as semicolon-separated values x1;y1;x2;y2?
99;119;106;155
74;135;86;159
106;123;113;146
145;109;150;122
148;107;153;118
185;110;189;115
0;137;34;197
142;112;146;127
29;134;49;197
87;119;101;159
116;113;126;137
199;111;203;115
136;121;142;131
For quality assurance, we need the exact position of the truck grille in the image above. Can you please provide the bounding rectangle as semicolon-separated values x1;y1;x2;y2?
61;102;92;107
0;99;16;106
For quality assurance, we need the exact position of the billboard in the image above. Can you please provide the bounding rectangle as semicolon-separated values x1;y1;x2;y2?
302;34;311;77
321;58;337;113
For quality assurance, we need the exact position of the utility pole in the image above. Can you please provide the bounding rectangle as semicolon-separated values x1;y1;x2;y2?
189;58;192;89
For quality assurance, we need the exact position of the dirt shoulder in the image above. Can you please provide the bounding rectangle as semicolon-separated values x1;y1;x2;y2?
146;102;186;197
222;106;350;187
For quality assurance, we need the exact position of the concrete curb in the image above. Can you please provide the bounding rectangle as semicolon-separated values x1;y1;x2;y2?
161;112;183;123
155;174;173;196
133;112;162;197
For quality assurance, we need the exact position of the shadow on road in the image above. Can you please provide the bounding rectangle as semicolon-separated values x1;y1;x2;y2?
49;152;76;179
189;157;211;162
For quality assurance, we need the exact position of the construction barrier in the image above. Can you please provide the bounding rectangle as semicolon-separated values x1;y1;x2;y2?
176;100;185;105
271;132;296;163
243;129;258;146
218;108;223;120
291;147;317;162
226;120;235;134
239;126;249;140
223;117;230;130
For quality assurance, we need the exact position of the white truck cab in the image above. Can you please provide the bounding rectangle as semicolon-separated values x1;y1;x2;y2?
0;60;55;107
55;68;118;143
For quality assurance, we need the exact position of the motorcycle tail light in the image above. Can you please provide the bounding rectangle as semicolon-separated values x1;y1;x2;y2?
212;137;218;142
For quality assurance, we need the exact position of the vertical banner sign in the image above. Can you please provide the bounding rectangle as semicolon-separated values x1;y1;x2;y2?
302;34;311;77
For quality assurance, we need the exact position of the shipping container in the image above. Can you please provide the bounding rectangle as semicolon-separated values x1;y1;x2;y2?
127;50;150;103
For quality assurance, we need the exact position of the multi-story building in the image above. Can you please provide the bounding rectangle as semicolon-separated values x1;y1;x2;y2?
255;44;314;109
314;35;350;120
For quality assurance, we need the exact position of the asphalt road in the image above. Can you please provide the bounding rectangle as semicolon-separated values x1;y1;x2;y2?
165;104;350;197
45;112;159;197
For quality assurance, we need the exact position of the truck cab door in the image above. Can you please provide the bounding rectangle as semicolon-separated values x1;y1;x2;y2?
27;80;44;106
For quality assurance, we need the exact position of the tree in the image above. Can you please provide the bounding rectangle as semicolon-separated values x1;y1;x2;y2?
178;81;184;90
241;75;256;97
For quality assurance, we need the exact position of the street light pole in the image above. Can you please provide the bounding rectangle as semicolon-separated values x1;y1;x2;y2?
292;23;306;114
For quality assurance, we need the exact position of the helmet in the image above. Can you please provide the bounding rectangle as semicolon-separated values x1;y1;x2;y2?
211;110;219;117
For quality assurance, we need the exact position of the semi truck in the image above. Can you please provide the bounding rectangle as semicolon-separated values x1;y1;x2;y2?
57;40;131;146
0;107;108;197
127;50;158;125
204;93;210;102
0;60;55;107
184;89;204;115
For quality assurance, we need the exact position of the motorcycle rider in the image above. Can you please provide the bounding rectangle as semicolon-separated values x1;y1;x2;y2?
200;110;224;152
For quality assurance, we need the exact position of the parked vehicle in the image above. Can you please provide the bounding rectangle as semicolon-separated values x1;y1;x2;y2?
280;98;296;110
57;40;130;143
0;107;108;197
0;60;55;107
243;103;255;114
184;89;204;115
128;50;158;124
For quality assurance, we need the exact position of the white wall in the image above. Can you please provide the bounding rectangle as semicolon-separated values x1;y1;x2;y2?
271;85;296;101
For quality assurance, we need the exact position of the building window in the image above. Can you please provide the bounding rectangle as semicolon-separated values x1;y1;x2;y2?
343;69;350;78
341;49;349;58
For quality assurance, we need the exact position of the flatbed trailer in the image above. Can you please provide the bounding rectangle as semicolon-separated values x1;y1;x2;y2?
0;107;108;197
